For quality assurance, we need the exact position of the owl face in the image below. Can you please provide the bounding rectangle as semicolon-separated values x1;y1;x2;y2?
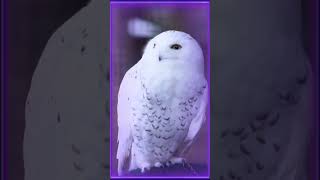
142;30;204;71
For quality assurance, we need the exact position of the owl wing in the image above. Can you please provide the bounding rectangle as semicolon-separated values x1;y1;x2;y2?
116;63;141;175
178;80;208;155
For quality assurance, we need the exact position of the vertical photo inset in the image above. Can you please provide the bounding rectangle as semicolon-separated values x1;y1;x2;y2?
110;1;210;178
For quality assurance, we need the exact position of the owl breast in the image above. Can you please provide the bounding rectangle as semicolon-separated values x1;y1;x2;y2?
129;70;206;163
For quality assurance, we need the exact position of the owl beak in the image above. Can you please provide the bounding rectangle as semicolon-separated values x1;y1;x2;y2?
158;55;162;61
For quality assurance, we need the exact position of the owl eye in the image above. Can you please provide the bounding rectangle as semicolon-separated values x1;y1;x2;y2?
170;44;182;50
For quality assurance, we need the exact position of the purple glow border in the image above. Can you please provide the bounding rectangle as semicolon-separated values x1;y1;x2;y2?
110;1;211;179
1;0;8;180
110;1;209;3
110;1;113;178
313;0;319;179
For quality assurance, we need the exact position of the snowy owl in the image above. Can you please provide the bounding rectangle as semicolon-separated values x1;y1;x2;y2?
116;30;208;175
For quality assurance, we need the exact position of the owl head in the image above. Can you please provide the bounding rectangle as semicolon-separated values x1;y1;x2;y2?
142;30;205;72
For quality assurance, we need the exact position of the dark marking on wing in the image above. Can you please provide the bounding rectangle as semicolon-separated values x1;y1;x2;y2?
135;127;140;132
80;45;86;54
240;144;251;156
256;161;264;170
177;127;185;131
269;113;280;127
278;91;298;105
240;133;249;141
256;136;266;144
255;112;269;121
71;144;81;155
152;124;159;129
155;135;161;138
163;135;174;140
232;128;245;136
179;101;187;106
57;113;61;123
249;121;264;132
220;129;229;138
145;129;152;132
81;28;88;39
188;99;193;103
273;143;280;152
135;135;142;141
73;162;84;172
296;75;307;84
164;117;170;121
156;98;162;105
135;142;142;148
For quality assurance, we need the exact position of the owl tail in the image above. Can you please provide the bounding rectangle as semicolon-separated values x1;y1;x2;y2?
117;136;133;176
128;146;138;171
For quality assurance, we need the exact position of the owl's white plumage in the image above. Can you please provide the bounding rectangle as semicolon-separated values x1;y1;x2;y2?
117;30;207;175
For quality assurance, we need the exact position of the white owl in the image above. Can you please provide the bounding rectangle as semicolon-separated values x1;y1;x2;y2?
116;30;208;175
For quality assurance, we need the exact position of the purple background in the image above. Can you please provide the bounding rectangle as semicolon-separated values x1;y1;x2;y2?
110;2;210;178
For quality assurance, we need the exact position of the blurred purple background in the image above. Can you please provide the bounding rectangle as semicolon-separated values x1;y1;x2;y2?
110;2;210;177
